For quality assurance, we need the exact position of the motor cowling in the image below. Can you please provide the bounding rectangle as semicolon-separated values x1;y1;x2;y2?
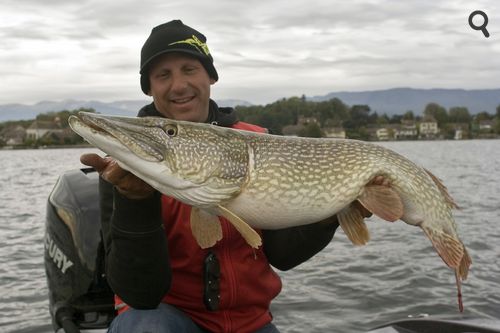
44;168;114;332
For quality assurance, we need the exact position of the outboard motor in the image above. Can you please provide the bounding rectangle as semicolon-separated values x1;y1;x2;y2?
44;168;115;332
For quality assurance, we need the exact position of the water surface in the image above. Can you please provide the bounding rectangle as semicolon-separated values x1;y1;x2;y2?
0;141;498;332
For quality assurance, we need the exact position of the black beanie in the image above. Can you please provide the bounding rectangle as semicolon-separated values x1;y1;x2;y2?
140;20;218;94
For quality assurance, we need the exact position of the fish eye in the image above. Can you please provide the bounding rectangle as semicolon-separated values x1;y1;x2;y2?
165;125;178;137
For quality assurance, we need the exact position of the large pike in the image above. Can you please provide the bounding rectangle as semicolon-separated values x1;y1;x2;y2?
69;112;471;311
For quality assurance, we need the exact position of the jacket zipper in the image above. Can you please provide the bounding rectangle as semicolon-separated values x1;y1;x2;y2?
220;218;238;333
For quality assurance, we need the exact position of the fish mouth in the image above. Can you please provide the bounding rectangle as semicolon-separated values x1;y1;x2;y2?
69;112;167;162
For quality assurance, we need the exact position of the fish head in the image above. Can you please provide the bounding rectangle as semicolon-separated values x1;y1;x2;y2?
69;112;249;206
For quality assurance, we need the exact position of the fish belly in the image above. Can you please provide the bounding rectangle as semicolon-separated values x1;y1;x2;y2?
223;188;357;229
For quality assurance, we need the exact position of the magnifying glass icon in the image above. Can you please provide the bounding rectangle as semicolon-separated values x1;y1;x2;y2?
468;10;490;38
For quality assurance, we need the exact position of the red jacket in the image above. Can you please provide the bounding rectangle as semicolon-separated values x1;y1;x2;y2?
117;121;282;333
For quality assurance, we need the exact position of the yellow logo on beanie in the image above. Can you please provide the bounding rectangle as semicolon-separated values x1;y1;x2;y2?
169;35;210;56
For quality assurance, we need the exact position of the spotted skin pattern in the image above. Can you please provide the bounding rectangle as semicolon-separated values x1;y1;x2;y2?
69;112;471;312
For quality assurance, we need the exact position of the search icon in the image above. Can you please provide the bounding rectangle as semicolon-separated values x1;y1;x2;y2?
468;10;490;37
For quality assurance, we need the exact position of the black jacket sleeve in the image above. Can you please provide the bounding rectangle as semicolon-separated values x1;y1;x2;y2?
100;178;171;309
263;216;339;271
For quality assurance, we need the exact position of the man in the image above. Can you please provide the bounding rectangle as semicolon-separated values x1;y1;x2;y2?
81;20;340;333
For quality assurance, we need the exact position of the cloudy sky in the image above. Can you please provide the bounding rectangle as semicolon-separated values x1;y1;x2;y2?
1;0;499;106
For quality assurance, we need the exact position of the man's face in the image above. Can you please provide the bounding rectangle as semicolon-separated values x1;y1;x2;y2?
147;52;215;122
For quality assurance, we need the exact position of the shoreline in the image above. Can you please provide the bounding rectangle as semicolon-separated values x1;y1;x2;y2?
0;144;94;150
2;137;500;151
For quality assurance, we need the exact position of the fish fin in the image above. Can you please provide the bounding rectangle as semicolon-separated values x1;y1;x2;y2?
358;184;404;222
455;269;464;312
337;204;370;246
424;169;460;210
217;205;262;249
421;225;464;268
458;247;472;280
454;248;471;312
190;207;223;249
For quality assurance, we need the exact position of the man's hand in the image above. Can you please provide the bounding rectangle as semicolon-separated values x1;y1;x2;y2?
80;153;155;200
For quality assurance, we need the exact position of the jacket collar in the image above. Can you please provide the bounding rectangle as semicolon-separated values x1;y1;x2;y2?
138;99;238;127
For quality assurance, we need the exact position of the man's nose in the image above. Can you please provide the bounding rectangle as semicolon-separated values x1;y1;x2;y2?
170;73;188;92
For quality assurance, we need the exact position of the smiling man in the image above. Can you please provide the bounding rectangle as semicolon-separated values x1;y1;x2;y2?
147;52;214;121
81;20;342;333
140;22;217;122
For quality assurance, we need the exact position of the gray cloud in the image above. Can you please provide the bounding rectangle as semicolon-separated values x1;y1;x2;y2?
0;0;499;105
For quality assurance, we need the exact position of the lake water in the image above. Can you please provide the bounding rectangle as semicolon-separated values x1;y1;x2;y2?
0;140;499;333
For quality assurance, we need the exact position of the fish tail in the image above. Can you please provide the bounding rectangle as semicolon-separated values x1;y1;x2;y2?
421;225;464;268
455;247;471;312
458;247;472;280
455;269;464;312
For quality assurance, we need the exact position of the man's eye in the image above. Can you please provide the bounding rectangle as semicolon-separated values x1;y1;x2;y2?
154;71;170;79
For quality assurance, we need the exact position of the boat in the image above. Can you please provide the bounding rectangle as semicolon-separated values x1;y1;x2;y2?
367;315;500;333
45;168;113;332
44;168;500;333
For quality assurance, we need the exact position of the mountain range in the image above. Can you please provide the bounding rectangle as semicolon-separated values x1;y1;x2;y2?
310;88;500;115
1;88;499;122
0;99;252;122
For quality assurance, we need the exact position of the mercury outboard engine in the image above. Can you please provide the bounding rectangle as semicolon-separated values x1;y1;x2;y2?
44;168;115;332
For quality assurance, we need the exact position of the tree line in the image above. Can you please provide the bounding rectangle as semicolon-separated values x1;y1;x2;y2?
234;96;500;139
1;98;500;147
0;108;95;147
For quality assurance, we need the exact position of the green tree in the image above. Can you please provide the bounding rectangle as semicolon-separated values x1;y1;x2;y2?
448;107;471;123
377;114;390;125
343;105;370;129
316;98;349;127
423;103;448;126
298;122;323;138
402;110;415;121
389;114;403;124
495;104;500;134
476;111;493;121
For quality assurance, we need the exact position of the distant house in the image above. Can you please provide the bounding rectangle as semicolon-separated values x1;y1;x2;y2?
1;125;26;145
297;116;318;126
376;127;391;141
473;119;496;138
323;127;346;139
25;120;63;141
367;124;398;141
452;123;469;140
282;116;323;137
419;117;439;139
43;127;76;144
396;121;418;140
478;120;494;131
371;121;418;141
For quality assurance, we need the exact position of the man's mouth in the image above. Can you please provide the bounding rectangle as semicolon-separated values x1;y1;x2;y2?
171;96;195;104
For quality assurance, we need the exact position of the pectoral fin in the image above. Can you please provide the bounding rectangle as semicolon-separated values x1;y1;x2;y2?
337;203;370;246
217;205;262;249
358;184;404;222
421;225;464;269
190;207;223;249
